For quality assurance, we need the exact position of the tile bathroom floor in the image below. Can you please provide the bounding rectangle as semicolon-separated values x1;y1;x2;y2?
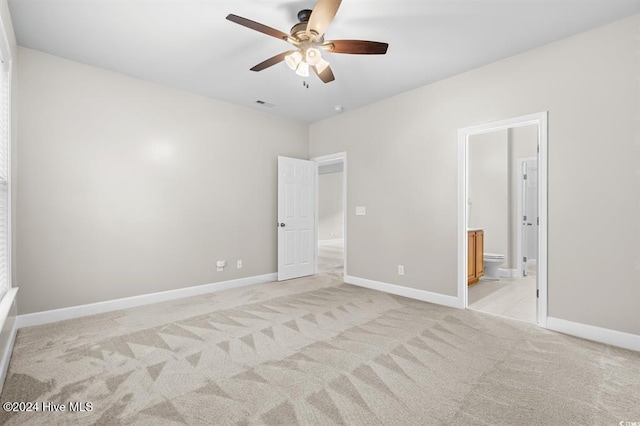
468;269;537;324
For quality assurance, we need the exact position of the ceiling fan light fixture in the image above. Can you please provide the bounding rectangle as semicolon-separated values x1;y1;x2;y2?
314;58;330;74
285;51;303;70
305;47;322;66
295;61;310;77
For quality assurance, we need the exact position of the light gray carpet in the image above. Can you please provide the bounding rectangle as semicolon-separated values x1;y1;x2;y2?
1;244;639;425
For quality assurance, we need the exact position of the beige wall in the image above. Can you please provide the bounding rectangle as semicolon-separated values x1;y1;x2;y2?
318;171;343;241
468;130;508;259
16;47;308;314
310;15;640;335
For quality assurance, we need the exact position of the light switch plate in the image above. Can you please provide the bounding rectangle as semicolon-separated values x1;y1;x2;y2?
355;206;366;216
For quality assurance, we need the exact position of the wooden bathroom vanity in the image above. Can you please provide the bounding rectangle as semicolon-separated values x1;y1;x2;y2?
468;229;484;285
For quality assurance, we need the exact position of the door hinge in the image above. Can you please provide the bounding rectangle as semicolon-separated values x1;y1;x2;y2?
536;289;539;298
523;256;527;262
537;217;539;226
523;215;527;221
537;145;540;153
523;173;528;180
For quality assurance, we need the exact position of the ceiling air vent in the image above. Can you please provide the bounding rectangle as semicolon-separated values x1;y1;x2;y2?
255;100;275;108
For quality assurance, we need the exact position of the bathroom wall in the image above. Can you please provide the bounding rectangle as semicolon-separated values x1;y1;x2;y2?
318;171;344;241
468;130;508;258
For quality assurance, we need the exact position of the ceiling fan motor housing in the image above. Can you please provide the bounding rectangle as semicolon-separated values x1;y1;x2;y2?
291;9;323;42
290;22;309;40
297;9;312;23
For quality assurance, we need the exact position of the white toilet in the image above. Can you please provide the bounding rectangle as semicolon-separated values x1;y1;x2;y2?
483;253;505;280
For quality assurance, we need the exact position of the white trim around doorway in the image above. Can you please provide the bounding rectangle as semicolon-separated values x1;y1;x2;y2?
457;112;548;327
311;152;347;280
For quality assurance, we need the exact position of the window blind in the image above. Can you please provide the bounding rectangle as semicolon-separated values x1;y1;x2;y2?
0;55;9;301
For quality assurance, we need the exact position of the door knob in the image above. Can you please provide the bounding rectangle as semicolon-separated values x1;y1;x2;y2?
279;223;286;227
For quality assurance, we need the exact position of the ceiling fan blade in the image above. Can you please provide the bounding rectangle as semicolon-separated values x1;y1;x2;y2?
250;51;295;72
313;64;335;83
323;40;389;55
226;14;290;42
306;0;342;39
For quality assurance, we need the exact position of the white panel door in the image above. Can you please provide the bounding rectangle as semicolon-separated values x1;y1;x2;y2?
278;156;316;281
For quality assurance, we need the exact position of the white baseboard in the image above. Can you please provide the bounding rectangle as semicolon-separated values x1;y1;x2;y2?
546;317;640;352
498;268;520;278
319;239;344;244
0;288;18;393
17;273;277;329
344;275;462;309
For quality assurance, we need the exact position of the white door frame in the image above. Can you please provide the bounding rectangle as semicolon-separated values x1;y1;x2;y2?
517;157;537;278
457;112;548;327
311;152;347;279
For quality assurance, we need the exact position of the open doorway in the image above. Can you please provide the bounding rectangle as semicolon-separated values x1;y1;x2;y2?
458;113;548;327
466;126;537;323
313;153;346;278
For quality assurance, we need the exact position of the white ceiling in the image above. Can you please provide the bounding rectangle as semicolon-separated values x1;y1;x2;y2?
8;0;640;123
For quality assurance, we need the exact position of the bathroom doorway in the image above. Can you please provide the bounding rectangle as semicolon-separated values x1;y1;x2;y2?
312;153;347;278
457;113;548;327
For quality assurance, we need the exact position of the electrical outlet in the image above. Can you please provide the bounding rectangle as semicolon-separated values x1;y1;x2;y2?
355;206;366;216
216;260;226;272
398;265;405;276
237;260;243;269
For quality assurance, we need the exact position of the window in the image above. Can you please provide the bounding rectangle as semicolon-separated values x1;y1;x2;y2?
0;19;11;301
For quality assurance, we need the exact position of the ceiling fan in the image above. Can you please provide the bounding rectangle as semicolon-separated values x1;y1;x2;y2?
226;0;389;83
